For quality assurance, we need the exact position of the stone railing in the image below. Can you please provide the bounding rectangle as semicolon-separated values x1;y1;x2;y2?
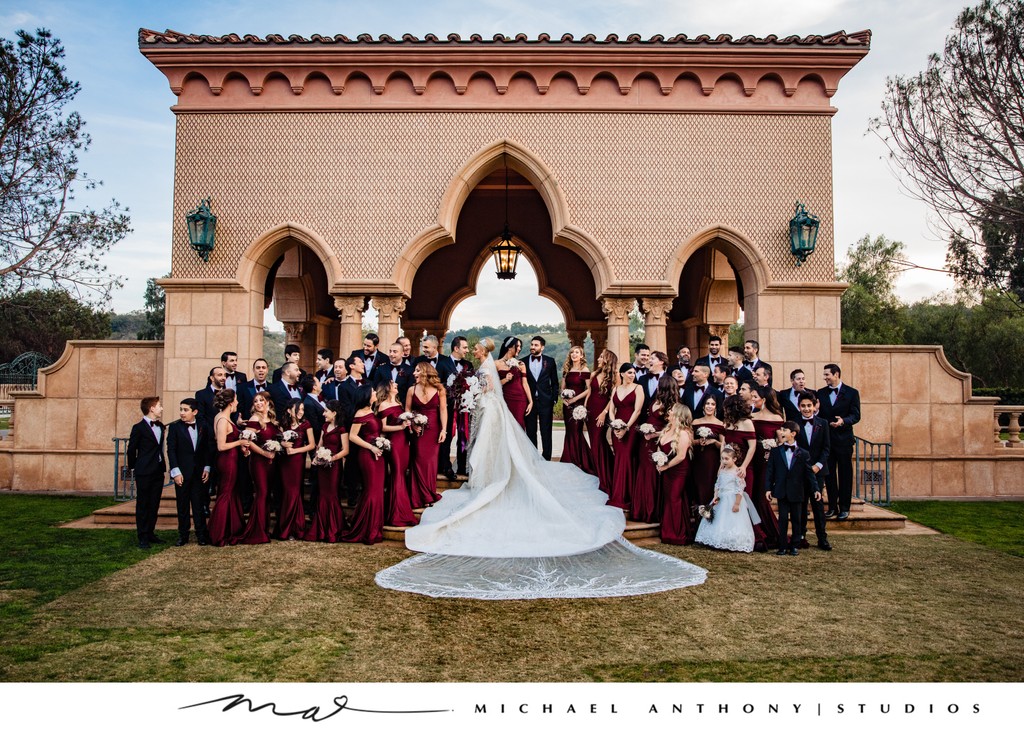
994;406;1024;448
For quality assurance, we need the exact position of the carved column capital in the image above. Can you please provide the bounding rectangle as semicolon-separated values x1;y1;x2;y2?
640;297;674;326
371;295;407;321
283;322;307;342
333;296;367;322
601;296;635;323
566;329;589;348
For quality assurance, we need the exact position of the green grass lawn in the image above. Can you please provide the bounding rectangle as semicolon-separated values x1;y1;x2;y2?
891;500;1024;556
0;495;1021;682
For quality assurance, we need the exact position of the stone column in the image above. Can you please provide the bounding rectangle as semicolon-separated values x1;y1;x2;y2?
283;322;306;345
601;297;635;364
566;328;589;348
333;296;366;357
640;297;674;355
372;296;407;350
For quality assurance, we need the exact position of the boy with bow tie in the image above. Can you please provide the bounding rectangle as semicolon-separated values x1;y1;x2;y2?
765;421;819;556
126;396;166;549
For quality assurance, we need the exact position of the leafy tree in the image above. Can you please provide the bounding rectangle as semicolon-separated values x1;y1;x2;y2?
109;311;146;339
136;276;165;340
837;235;908;344
871;1;1024;303
0;289;110;362
0;29;130;303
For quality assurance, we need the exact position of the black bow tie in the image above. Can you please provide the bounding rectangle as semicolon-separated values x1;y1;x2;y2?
744;360;753;367
695;385;704;393
532;356;540;362
803;418;815;425
186;422;196;429
830;387;840;394
785;445;796;452
153;421;163;428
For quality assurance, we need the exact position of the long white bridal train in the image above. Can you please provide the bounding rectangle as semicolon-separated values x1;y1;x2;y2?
374;354;707;600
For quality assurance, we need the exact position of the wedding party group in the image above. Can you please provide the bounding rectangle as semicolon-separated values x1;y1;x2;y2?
124;331;860;559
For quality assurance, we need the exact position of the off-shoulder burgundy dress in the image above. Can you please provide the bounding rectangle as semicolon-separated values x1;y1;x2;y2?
208;419;244;546
303;426;345;542
342;412;386;544
499;366;529;429
238;421;275;545
274;420;309;540
586;375;614;494
608;388;638;511
690;422;724;507
631;404;666;523
409;390;443;508
380;405;417;527
659;437;694;545
561;370;595;475
751;419;782;548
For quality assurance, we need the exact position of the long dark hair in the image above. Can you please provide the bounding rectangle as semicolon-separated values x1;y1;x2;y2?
654;374;679;415
757;387;785;418
280;398;303;430
500;336;522;359
722;394;751;427
353;384;373;412
595;349;617;397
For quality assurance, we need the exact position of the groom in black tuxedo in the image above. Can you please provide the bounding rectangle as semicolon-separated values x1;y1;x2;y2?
166;398;212;546
126;396;166;549
524;336;559;461
440;335;475;477
765;421;819;556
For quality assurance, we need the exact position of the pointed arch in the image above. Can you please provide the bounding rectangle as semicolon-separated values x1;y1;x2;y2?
237;222;343;294
393;139;614;295
667;224;770;298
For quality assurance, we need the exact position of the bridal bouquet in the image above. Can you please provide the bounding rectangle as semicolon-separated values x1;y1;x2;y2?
610;418;628;432
561;388;576;399
312;446;333;467
459;375;483;413
638;422;656;436
374;436;391;452
263;439;283;454
698;504;715;522
281;430;298;442
651;450;669;467
696;426;714;440
572;405;588;421
240;428;258;442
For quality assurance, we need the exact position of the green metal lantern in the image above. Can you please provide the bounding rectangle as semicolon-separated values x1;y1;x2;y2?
491;224;521;280
789;201;820;267
186;198;217;262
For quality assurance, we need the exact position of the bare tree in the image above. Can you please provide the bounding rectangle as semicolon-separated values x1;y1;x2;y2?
0;29;130;302
871;0;1024;303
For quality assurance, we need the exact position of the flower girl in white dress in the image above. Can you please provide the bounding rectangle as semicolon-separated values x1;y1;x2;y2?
695;443;762;552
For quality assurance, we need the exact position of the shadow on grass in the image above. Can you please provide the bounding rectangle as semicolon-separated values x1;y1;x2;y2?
891;501;1024;557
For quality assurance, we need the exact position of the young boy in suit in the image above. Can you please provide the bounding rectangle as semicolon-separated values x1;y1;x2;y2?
765;421;820;556
167;397;212;546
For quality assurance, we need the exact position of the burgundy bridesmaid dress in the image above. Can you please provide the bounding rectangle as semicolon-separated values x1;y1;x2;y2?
690;422;724;507
751;419;782;548
586;375;614;494
208;420;244;546
659;438;694;545
239;421;275;544
499;367;529;429
608;388;638;510
722;425;769;548
274;420;309;540
631;404;665;523
303;426;345;542
561;371;595;474
342;413;386;544
380;405;417;527
409;390;442;508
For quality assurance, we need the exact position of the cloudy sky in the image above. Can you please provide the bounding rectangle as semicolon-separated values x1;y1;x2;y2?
1;0;969;329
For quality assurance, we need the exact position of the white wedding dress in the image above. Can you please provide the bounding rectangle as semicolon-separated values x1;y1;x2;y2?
375;354;707;599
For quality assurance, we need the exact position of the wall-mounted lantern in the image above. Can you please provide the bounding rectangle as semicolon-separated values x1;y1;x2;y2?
789;201;820;267
186;198;217;262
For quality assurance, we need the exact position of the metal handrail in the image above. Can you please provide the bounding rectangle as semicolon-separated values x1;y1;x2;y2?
112;437;136;501
854;436;891;506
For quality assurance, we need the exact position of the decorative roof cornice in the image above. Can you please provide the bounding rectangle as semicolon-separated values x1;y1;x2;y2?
139;29;871;48
139;28;870;114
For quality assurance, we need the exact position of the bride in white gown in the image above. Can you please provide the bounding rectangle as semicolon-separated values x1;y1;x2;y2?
375;338;707;599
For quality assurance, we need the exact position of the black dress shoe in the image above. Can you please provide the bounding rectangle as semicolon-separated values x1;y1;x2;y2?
788;548;799;556
149;535;165;544
175;538;188;547
138;541;151;550
197;537;210;546
818;540;833;551
775;548;788;556
824;510;838;519
444;469;458;482
837;511;850;520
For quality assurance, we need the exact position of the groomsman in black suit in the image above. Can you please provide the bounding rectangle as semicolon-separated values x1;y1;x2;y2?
314;348;334;386
166;398;212;546
194;366;226;430
631;343;651;379
753;365;773;393
126;396;166;549
682;365;723;418
269;362;304;419
397;336;414;366
272;344;304;384
439;336;476;475
674;345;693;385
220;351;247;393
321;359;347;402
765;421;819;556
377;341;414;404
414;334;456;385
349;332;390;382
340;356;368;504
239;358;271;420
727;346;749;381
636;350;668;419
299;374;326;443
711;363;731;392
742;339;772;380
816;364;861;520
795;391;832;550
695;334;726;372
778;368;807;422
524;336;559;461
